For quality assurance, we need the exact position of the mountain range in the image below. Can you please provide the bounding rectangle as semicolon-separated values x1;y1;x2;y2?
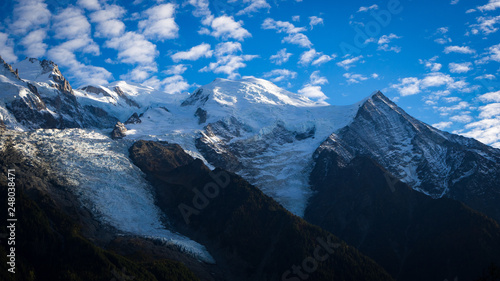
1;56;500;280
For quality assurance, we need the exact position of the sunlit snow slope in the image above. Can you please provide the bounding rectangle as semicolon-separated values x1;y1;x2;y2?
3;129;214;263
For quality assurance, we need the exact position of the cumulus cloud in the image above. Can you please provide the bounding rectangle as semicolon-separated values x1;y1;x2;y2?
90;4;127;38
478;90;500;102
262;18;311;48
0;32;17;63
187;0;211;18
450;115;473;123
206;15;252;41
475;74;496;80
164;64;188;75
138;3;179;41
200;42;257;79
171;43;213;62
419;56;442;72
270;48;292;65
105;32;158;65
77;0;101;10
237;0;271;16
144;74;191;94
357;4;378;12
449;62;472;73
444;45;476;54
309;16;324;29
282;33;312;48
469;15;500;35
391;72;472;96
343;73;369;84
478;103;500;118
53;7;93;40
477;0;500;12
20;29;48;58
461;117;500;148
47;41;112;86
9;0;51;35
377;34;401;53
433;121;453;130
298;71;328;102
263;69;297;82
336;55;364;70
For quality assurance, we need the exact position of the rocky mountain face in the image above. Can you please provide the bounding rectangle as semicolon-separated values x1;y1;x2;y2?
1;57;500;280
129;140;393;281
317;92;500;222
305;151;500;281
0;56;117;130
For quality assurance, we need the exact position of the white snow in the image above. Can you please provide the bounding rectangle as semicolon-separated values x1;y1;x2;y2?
7;129;215;263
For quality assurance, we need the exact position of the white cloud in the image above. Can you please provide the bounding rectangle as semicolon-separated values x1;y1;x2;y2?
299;49;318;65
478;0;500;12
419;56;442;72
292;15;300;22
105;32;158;65
449;62;472;73
357;4;379;12
437;101;471;114
236;0;271;16
336;55;364;70
171;43;213;62
309;16;324;29
187;0;211;18
263;69;297;82
47;42;112;86
144;74;191;94
262;18;311;48
466;8;477;13
120;65;158;82
299;49;335;66
298;71;329;102
90;5;127;38
164;64;188;75
270;48;292;65
282;33;312;48
309;71;328;85
444;45;476;54
450;0;459;4
433;121;453;130
262;18;307;33
475;74;496;80
479;90;500;102
469;16;500;35
377;34;402;53
52;7;91;40
343;73;369;84
9;0;51;35
443;96;461;103
479;103;500;118
20;29;48;58
200;42;257;79
298;85;327;101
138;3;179;41
77;0;101;10
485;43;500;62
392;73;471;97
208;15;252;41
0;32;17;63
215;42;243;56
450;115;473;123
312;54;335;66
461;117;500;148
392;77;420;96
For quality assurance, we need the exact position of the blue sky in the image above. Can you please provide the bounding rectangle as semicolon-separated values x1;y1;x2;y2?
0;0;499;147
